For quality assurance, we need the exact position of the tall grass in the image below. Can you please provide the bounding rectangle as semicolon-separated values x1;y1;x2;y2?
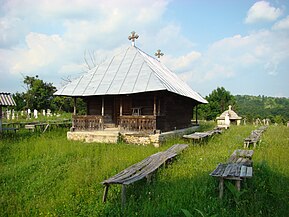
0;124;288;216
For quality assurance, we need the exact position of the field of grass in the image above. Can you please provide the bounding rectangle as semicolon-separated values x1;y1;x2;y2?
1;123;288;216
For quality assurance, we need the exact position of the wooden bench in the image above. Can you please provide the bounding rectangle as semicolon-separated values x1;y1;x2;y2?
227;149;254;165
210;149;254;198
183;128;222;143
101;144;188;207
1;127;19;133
244;126;267;148
25;124;35;132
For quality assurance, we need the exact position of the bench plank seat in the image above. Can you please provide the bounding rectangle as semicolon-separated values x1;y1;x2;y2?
183;128;222;142
244;126;267;148
210;149;254;198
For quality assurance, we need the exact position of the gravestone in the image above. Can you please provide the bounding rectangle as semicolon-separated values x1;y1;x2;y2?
12;109;15;120
27;109;31;119
34;109;38;119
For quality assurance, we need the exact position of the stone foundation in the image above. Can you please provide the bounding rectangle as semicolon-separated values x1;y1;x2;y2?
120;126;199;147
67;126;199;147
67;131;119;143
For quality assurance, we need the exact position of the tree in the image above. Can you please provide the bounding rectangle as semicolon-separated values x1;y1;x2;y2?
199;87;235;120
22;75;56;110
13;75;87;114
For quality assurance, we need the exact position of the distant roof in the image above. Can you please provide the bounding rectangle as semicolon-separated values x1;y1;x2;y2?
54;46;207;104
0;92;16;107
216;105;242;120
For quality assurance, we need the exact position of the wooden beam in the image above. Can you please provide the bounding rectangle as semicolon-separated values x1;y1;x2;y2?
121;184;126;208
0;106;2;132
153;96;156;116
101;97;104;116
195;105;198;125
219;177;224;199
235;180;241;191
158;98;161;116
73;97;77;115
102;185;109;203
120;97;123;116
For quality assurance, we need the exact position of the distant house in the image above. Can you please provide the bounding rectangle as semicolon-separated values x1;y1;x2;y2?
54;33;207;144
0;92;16;132
216;105;242;126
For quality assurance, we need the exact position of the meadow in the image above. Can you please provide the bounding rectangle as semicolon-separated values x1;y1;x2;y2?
0;123;288;216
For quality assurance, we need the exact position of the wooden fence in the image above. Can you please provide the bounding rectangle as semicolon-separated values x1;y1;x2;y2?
72;115;104;131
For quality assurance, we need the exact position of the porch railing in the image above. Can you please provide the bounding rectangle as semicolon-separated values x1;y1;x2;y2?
72;115;104;131
119;115;156;132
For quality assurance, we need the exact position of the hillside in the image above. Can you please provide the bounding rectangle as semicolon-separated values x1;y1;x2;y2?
235;95;289;123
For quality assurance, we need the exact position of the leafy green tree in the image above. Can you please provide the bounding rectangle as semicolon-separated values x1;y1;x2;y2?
13;75;86;114
199;87;235;120
22;75;56;110
13;92;26;111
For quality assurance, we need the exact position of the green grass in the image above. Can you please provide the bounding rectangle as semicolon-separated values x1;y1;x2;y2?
1;124;288;216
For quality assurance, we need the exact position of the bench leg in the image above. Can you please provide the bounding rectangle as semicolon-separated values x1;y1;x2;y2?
235;180;241;191
253;142;256;149
219;178;224;199
102;185;109;203
121;184;126;208
146;173;153;183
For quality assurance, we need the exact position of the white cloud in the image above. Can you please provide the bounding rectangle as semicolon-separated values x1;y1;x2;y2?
179;27;289;87
162;51;201;72
10;33;67;73
273;15;289;30
0;17;28;48
0;0;170;78
245;1;282;24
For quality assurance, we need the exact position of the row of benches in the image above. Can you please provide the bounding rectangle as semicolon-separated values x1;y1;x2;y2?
243;126;267;148
210;126;268;198
101;144;188;207
102;125;267;205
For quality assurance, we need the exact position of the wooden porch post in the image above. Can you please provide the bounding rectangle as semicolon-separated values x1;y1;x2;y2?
0;106;2;132
158;98;161;116
195;105;198;125
101;97;104;116
73;97;77;115
153;96;156;116
120;97;123;116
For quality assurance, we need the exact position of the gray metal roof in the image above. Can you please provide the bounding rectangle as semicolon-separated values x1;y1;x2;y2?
54;46;207;104
0;93;16;106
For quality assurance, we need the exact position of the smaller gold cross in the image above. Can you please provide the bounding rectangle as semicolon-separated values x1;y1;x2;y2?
128;31;139;46
155;49;164;59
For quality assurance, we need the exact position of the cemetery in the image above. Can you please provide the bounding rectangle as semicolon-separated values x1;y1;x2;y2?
1;33;289;217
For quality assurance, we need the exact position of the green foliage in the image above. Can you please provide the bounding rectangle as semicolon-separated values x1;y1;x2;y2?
235;95;289;123
12;75;86;114
22;75;56;110
1;125;288;216
199;87;235;120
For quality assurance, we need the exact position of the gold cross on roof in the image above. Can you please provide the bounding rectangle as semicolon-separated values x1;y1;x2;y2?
128;31;139;46
155;49;164;59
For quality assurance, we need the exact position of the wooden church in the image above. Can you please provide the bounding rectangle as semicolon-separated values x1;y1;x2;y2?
55;32;207;134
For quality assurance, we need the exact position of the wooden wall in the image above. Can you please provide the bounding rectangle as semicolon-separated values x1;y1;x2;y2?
84;91;199;132
157;92;197;132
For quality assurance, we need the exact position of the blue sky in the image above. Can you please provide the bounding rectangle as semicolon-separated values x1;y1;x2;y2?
1;0;289;97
